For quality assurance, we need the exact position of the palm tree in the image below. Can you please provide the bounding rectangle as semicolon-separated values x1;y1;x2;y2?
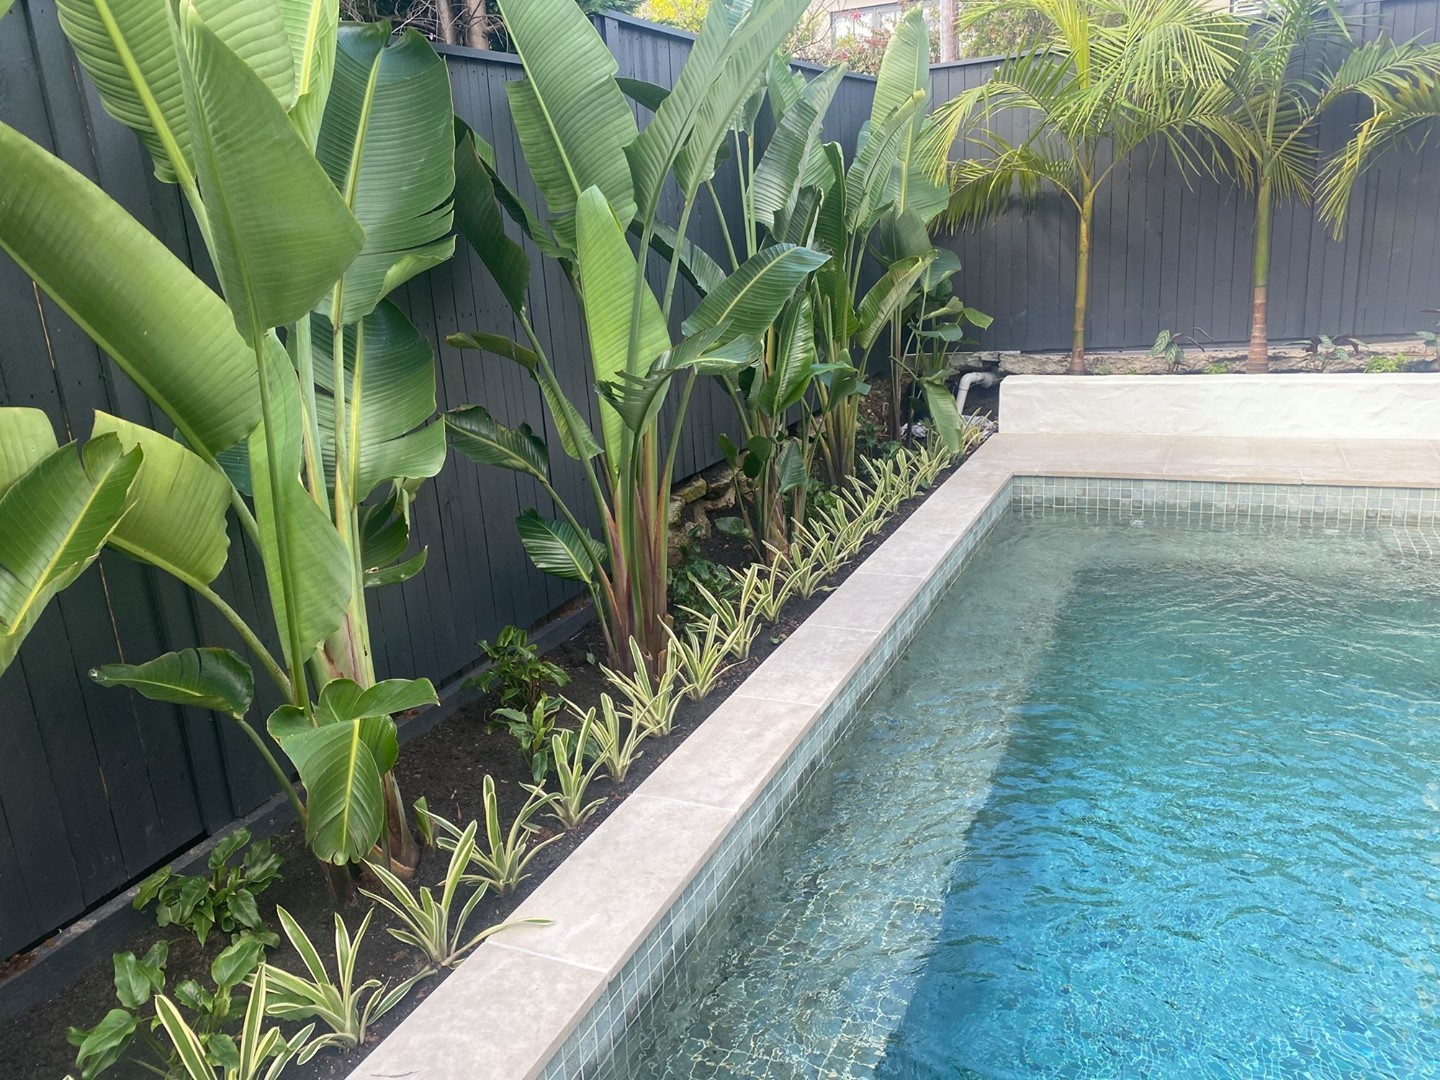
1200;0;1440;373
922;0;1245;374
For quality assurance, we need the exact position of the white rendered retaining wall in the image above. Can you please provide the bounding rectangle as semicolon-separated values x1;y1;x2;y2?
1001;374;1440;440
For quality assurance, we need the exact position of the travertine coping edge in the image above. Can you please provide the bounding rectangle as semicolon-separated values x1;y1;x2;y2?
349;433;1440;1080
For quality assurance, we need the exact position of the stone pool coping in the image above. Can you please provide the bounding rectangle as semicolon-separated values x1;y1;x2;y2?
348;432;1440;1080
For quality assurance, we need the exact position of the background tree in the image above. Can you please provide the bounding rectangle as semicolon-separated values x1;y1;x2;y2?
1199;0;1440;373
924;0;1245;374
958;3;1046;58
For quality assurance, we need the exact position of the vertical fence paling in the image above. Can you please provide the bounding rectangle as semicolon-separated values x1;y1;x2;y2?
0;0;1437;961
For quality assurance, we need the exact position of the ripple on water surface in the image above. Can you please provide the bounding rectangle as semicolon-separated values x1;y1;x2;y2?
600;514;1440;1080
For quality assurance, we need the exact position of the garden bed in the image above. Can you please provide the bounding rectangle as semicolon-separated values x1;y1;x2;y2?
0;438;985;1080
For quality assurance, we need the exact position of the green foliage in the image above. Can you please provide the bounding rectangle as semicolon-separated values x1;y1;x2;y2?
153;965;311;1080
489;696;564;782
926;0;1246;368
601;639;685;737
364;820;547;970
431;776;560;895
671;555;741;621
447;0;810;675
1306;334;1364;372
261;909;422;1061
134;829;281;949
1364;354;1407;373
68;937;268;1080
2;0;458;874
664;616;740;702
466;626;569;715
531;715;606;830
1148;328;1208;372
579;694;650;784
1202;361;1234;375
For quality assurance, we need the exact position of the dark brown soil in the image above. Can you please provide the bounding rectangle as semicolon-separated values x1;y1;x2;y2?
0;439;975;1080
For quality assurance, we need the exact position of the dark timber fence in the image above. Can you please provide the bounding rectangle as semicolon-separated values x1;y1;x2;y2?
0;0;1435;960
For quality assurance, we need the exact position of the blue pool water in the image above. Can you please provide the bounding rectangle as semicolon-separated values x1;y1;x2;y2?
600;513;1440;1079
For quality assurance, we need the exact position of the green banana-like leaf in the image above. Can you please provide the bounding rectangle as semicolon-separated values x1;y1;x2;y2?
319;25;455;324
267;704;391;863
365;549;426;588
516;509;603;583
682;244;829;340
55;0;296;186
775;437;808;494
642;219;728;297
575;187;671;462
178;3;363;337
91;647;255;718
846;90;926;235
856;253;933;350
871;6;947;220
249;343;353;665
0;408;60;494
447;331;540;372
921;375;966;456
444;406;550;482
0;434;142;674
91;413;231;586
753;66;842;227
454;121;531;314
278;0;339;146
616;76;671;113
499;0;638;242
756;295;817;415
0;123;261;457
318;676;437;731
312;303;446;502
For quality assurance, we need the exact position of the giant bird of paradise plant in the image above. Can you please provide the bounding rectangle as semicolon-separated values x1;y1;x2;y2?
0;0;456;885
444;0;822;673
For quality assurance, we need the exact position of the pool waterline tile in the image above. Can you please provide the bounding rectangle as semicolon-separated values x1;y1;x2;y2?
348;434;1440;1080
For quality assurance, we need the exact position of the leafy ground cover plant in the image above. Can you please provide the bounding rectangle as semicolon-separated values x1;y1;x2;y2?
466;626;569;715
488;695;564;782
431;777;560;895
580;694;650;784
533;717;607;830
261;909;421;1060
664;617;740;701
363;821;546;970
153;965;311;1080
1364;355;1408;373
135;830;282;948
67;937;266;1079
602;639;685;737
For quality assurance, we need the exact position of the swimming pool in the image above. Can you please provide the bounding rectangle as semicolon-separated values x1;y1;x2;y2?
598;512;1440;1079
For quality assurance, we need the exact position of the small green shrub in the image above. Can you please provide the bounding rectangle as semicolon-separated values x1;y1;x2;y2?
466;626;568;715
580;694;649;784
1306;334;1364;371
670;556;738;620
1364;354;1407;373
531;716;605;830
488;695;563;782
1201;361;1233;375
67;936;267;1079
133;828;281;948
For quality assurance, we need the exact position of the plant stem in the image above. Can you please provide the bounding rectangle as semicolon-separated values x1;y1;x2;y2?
1247;178;1273;374
1070;190;1094;375
191;580;292;699
234;717;307;825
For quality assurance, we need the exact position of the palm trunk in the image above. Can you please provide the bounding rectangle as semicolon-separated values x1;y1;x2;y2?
1247;180;1274;374
1070;193;1093;375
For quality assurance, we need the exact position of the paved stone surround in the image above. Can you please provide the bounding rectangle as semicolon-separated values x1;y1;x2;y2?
348;433;1440;1080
